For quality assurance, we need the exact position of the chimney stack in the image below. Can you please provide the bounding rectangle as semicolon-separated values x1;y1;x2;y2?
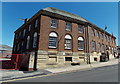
24;18;29;24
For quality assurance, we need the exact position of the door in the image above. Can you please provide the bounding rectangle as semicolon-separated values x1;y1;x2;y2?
29;52;35;70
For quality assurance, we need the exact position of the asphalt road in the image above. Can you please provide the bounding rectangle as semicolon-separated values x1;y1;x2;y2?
10;65;118;82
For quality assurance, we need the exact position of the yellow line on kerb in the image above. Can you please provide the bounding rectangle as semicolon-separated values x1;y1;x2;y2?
1;73;54;82
1;68;91;82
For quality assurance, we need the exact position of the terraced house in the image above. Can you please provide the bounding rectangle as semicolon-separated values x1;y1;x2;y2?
12;7;117;69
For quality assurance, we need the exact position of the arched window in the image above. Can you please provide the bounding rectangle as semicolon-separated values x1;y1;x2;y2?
96;31;99;38
65;34;72;49
23;29;26;37
28;24;31;31
112;47;114;54
33;32;37;48
102;34;104;40
105;35;107;41
35;19;38;28
102;44;105;52
19;32;21;37
78;37;84;50
49;32;57;48
91;29;95;37
92;41;96;51
98;43;101;52
17;43;20;51
110;37;112;42
15;34;18;39
26;36;30;49
14;45;16;52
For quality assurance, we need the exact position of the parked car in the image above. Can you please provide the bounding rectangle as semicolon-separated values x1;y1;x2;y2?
100;53;108;62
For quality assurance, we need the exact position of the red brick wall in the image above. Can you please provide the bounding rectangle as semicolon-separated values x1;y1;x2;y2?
12;14;116;54
88;26;117;53
38;15;86;52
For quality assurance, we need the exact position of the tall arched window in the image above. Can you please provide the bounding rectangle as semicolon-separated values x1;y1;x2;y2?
91;29;95;37
23;29;26;37
17;43;20;51
96;31;99;38
33;32;37;48
28;24;31;31
112;47;114;54
26;36;30;49
65;34;72;49
49;32;57;48
14;45;16;52
78;37;84;50
102;44;105;52
92;41;96;51
98;43;101;52
35;19;38;28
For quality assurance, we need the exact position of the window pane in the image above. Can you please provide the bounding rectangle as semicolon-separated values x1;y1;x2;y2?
23;29;26;37
78;25;83;33
102;44;105;52
49;37;57;48
33;33;37;48
29;25;31;31
33;37;37;48
19;32;21;37
91;29;95;36
51;19;57;28
26;36;30;49
98;43;100;52
65;39;71;49
92;41;96;51
66;23;71;31
96;32;99;38
78;40;84;50
35;19;38;28
14;45;16;52
17;43;20;51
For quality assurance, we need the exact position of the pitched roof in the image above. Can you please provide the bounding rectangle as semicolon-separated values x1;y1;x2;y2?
14;7;116;39
0;44;12;51
43;7;88;23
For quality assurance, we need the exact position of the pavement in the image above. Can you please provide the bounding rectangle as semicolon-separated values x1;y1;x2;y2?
1;58;119;81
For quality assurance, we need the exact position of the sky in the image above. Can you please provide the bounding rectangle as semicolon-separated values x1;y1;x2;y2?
2;2;118;47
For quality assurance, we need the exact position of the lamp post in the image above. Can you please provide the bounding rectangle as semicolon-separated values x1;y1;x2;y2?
103;26;107;51
103;25;107;60
85;23;90;64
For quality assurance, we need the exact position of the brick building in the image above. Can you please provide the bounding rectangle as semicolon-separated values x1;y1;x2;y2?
12;7;117;69
0;44;12;58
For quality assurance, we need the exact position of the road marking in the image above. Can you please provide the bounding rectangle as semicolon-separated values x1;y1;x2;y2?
1;64;117;82
1;73;54;82
1;68;91;82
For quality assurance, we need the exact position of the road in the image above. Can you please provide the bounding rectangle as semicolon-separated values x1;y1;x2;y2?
9;64;118;82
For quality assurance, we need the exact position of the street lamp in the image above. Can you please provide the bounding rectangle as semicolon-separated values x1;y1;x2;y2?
103;25;107;51
103;25;107;60
85;23;90;64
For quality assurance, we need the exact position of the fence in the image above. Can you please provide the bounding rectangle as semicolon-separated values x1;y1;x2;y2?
1;54;29;70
